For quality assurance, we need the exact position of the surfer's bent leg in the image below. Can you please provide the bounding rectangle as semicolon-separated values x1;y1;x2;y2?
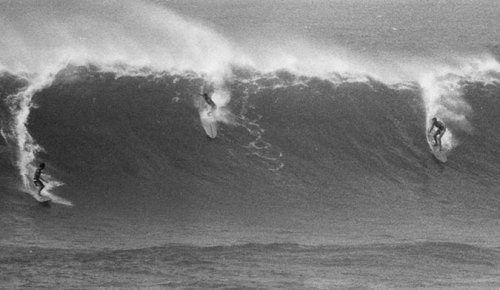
433;131;439;146
34;180;44;195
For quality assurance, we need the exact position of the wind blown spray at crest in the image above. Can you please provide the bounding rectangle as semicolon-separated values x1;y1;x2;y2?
0;0;242;77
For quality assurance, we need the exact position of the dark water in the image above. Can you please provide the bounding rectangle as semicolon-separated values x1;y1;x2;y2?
2;0;500;288
2;242;500;289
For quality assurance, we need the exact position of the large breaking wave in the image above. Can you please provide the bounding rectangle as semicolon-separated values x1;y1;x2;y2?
1;0;500;220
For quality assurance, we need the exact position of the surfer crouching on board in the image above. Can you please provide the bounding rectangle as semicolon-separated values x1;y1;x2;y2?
34;163;47;197
429;117;446;150
203;93;216;109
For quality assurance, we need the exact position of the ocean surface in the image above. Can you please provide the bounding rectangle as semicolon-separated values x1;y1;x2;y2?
1;0;500;288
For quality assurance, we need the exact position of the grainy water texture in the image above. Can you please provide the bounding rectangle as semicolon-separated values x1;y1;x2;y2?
1;0;500;289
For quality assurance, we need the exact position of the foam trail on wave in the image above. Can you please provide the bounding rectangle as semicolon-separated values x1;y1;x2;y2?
22;179;72;207
6;76;54;187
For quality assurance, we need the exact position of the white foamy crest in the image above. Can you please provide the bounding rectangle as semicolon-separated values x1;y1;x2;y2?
240;38;376;83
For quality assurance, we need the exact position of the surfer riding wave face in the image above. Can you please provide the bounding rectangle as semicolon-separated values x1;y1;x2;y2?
33;163;46;196
429;117;446;150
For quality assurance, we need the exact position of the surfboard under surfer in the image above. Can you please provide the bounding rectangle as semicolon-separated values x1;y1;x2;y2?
428;117;446;150
34;163;47;197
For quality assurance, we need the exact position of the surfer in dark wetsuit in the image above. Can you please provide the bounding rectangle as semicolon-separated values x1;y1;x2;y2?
203;93;216;109
34;163;46;197
429;117;446;150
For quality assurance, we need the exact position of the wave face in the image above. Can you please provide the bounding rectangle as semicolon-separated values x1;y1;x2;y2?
1;0;500;253
2;64;500;246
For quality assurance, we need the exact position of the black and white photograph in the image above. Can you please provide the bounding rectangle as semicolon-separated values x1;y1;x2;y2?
1;0;500;288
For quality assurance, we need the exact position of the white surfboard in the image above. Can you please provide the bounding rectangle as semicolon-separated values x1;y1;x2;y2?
427;135;447;163
200;108;217;138
34;195;51;203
